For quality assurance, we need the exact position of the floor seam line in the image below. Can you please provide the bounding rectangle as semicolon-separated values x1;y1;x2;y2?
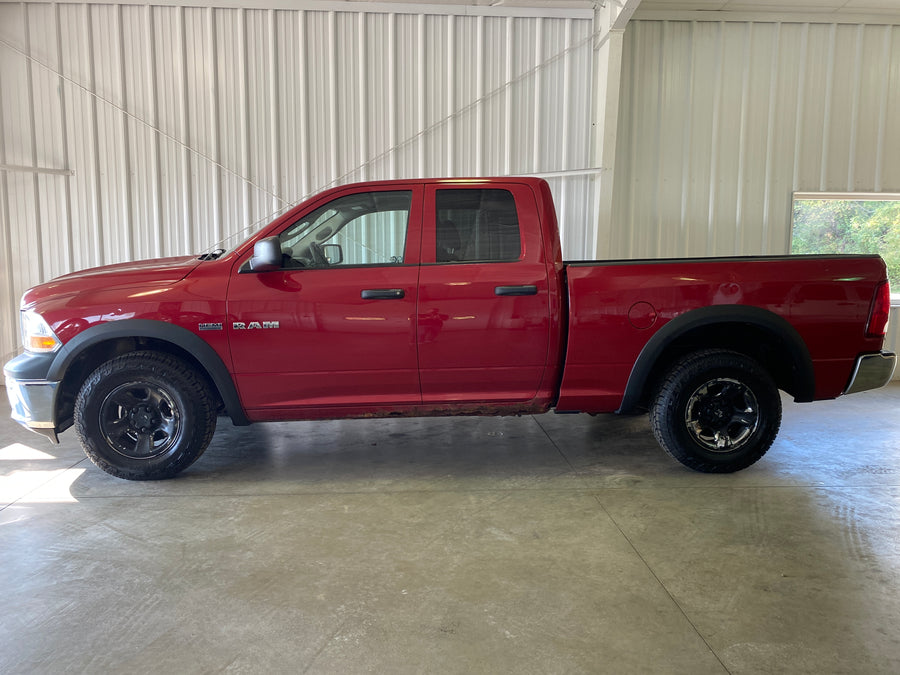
592;494;734;675
530;415;593;490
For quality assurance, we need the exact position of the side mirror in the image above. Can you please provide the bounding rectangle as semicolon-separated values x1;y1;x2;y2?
321;244;343;265
249;237;282;272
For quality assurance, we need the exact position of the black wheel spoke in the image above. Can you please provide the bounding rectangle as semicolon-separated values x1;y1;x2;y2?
730;410;757;428
98;379;183;460
684;376;760;452
158;416;177;439
145;389;169;410
134;432;153;457
112;388;148;409
712;382;736;399
104;415;129;434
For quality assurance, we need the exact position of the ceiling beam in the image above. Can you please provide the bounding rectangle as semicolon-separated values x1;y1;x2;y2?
633;9;900;24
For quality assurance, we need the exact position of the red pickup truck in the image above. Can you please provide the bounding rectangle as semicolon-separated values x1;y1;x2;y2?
5;177;896;480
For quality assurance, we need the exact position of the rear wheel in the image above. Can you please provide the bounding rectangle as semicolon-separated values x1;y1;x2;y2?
650;350;781;473
75;351;216;480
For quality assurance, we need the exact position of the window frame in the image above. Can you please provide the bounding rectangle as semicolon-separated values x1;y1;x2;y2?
422;184;538;266
273;186;422;270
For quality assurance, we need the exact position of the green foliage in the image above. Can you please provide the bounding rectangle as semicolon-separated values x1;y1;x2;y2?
792;199;900;292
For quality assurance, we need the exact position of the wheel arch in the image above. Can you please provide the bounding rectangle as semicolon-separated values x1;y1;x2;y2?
49;319;250;432
618;305;815;414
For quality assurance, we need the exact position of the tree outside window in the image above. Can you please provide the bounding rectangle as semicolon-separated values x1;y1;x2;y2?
791;193;900;302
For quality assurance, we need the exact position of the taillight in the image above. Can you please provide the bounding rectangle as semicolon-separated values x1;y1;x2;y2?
866;280;891;338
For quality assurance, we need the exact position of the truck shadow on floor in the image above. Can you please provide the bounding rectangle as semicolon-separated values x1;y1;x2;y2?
187;412;674;486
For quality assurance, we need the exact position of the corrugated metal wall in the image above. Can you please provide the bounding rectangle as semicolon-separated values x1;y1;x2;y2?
612;18;900;376
612;19;900;259
0;2;598;362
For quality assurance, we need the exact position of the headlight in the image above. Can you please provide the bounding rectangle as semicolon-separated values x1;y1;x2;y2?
21;310;61;353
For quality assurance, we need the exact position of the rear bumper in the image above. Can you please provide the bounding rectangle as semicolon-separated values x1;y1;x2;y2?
844;351;897;395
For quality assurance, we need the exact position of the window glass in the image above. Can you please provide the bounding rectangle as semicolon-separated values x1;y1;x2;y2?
791;193;900;300
279;191;411;268
435;189;521;262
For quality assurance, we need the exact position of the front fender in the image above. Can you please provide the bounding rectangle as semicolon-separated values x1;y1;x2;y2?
49;319;250;426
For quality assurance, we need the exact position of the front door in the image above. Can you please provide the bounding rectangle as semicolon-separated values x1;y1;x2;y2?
227;185;423;415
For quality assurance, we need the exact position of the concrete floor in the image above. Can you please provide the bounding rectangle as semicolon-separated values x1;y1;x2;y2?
1;386;899;674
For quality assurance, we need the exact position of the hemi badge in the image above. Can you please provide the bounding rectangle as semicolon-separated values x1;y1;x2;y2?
198;322;223;331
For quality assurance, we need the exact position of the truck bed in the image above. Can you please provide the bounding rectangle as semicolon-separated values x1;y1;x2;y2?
557;254;888;413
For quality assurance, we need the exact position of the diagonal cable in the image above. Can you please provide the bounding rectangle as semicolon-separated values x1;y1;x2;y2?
0;17;610;243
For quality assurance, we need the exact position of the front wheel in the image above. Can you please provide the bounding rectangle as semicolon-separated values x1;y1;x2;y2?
74;351;217;480
650;350;781;473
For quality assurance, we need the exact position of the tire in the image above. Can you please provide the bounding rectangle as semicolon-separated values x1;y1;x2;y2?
74;351;217;480
650;349;781;473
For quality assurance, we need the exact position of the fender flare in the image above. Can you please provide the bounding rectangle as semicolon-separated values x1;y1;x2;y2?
49;319;250;426
618;305;815;414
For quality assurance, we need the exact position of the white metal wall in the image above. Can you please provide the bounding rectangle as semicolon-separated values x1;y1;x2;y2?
612;18;900;260
0;2;598;362
612;18;900;376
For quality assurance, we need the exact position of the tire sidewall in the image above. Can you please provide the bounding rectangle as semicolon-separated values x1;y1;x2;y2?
76;353;214;479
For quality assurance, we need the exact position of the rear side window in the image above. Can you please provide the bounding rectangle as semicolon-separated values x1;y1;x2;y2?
435;189;521;263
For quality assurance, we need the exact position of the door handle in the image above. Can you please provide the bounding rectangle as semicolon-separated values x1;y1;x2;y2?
361;288;405;300
494;285;538;297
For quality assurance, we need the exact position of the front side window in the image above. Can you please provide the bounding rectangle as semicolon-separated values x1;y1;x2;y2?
279;190;411;268
435;189;521;263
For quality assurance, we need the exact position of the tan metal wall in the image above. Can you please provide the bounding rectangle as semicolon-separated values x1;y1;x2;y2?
0;1;599;362
612;18;900;376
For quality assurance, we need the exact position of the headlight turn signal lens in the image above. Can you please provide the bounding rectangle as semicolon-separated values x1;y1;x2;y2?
21;310;62;353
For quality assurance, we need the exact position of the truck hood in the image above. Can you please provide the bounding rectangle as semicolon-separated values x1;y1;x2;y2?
22;256;202;308
53;255;201;283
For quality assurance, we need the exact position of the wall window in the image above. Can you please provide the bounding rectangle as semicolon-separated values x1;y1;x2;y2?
791;193;900;301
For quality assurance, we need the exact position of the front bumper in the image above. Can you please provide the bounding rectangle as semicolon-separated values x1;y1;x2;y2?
844;351;897;395
4;351;61;443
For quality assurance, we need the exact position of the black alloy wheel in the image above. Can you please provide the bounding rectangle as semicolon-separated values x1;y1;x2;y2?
650;349;782;473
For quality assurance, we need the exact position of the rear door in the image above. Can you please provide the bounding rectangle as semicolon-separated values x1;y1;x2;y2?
417;183;552;404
